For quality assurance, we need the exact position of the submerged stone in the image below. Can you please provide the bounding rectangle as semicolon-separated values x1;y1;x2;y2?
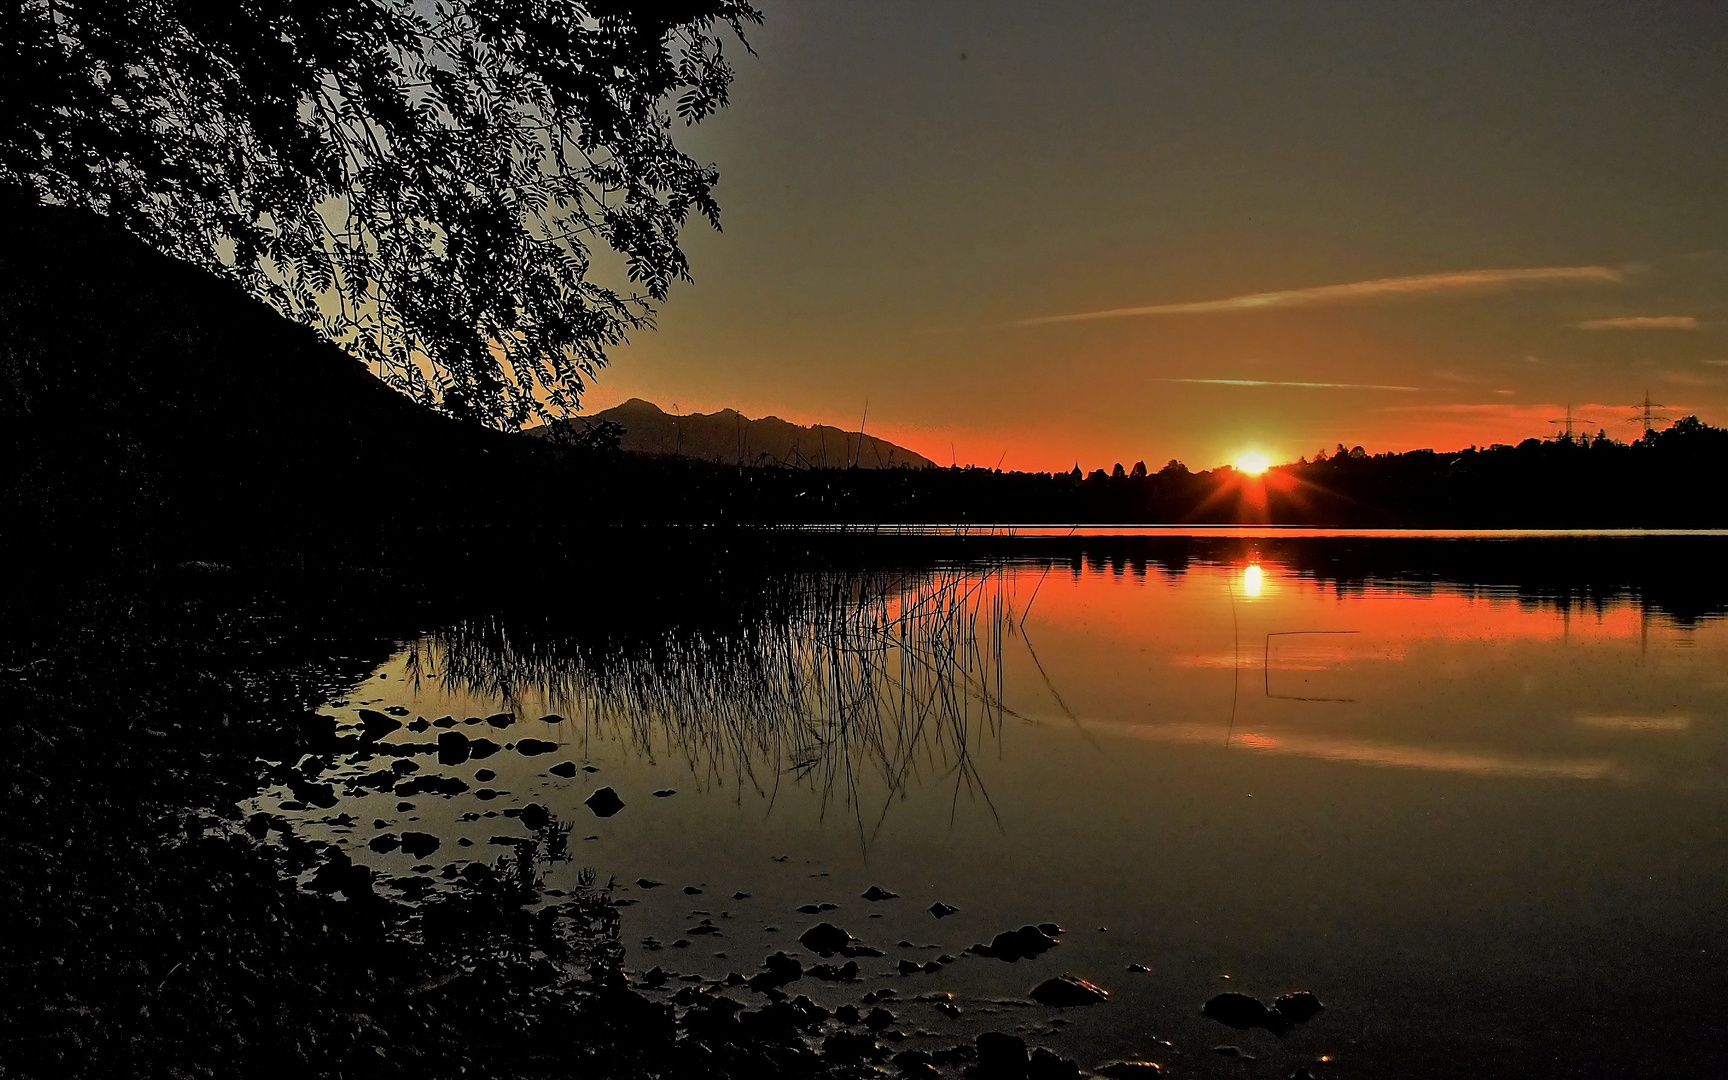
548;761;578;777
585;786;625;818
862;885;899;902
929;901;959;919
516;738;557;756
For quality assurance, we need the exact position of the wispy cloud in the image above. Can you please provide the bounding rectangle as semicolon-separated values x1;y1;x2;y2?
1575;316;1699;330
1017;266;1624;326
1157;378;1424;392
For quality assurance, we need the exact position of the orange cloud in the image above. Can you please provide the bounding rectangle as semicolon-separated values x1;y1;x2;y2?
1017;266;1625;326
1575;316;1699;330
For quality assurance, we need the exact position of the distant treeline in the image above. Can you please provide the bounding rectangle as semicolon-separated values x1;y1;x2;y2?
588;419;1728;528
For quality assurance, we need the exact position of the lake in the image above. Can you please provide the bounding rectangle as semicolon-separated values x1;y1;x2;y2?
253;533;1728;1078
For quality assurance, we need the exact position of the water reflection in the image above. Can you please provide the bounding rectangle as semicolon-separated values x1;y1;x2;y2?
1241;561;1264;597
402;567;1017;844
253;536;1728;1079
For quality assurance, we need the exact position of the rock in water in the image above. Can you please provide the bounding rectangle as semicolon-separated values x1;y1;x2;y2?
549;761;578;777
1029;974;1110;1006
1030;1047;1084;1079
1273;990;1326;1026
862;885;899;901
466;737;500;759
436;731;470;765
400;832;440;859
516;738;557;756
976;1032;1028;1073
368;833;400;853
539;713;564;724
393;774;469;797
585;786;625;818
356;708;401;739
798;922;854;957
1097;1063;1163;1078
973;924;1059;961
485;712;515;728
1202;991;1290;1034
928;901;958;919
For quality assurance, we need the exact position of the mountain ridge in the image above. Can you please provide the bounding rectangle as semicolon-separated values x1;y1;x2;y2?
535;398;936;469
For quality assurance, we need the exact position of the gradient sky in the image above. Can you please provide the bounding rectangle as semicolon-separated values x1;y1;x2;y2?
582;0;1728;471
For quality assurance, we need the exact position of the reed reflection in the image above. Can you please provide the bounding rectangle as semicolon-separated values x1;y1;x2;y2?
403;567;1017;845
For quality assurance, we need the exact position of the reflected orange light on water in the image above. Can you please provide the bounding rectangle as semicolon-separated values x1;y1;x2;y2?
1242;562;1265;597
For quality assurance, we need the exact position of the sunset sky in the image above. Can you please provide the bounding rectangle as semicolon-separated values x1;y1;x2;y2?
583;1;1728;472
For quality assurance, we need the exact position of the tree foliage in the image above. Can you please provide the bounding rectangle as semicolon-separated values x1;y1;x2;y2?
2;0;760;427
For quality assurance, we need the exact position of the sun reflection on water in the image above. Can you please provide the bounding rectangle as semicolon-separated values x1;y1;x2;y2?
1242;562;1265;597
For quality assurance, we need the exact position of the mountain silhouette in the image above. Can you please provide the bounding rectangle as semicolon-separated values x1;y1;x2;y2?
537;398;935;469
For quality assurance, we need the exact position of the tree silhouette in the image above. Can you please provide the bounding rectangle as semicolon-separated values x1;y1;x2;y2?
2;0;760;428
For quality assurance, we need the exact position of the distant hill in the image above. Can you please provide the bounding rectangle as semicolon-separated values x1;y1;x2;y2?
536;398;936;469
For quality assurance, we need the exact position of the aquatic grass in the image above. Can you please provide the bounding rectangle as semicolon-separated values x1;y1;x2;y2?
404;565;1019;847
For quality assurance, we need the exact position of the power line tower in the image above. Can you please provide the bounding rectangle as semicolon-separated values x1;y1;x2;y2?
1626;390;1671;436
1547;403;1596;441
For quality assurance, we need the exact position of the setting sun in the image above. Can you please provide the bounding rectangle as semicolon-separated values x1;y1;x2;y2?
1234;450;1271;475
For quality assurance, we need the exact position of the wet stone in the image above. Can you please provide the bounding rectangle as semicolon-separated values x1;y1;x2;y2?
1273;990;1326;1026
356;709;401;740
1097;1062;1164;1078
467;737;500;759
976;1032;1028;1074
652;788;676;797
863;885;899;902
485;712;515;728
549;761;578;777
394;774;469;798
1203;992;1290;1035
400;832;439;859
865;1006;896;1031
538;713;563;724
929;902;959;919
516;738;557;756
637;878;664;889
436;731;471;765
474;769;495;782
368;833;400;853
1029;1047;1083;1080
972;925;1060;962
800;922;853;956
585;786;624;817
1029;975;1110;1007
822;1030;880;1063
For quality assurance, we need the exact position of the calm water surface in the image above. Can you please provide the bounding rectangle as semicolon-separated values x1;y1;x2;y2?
254;539;1728;1077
